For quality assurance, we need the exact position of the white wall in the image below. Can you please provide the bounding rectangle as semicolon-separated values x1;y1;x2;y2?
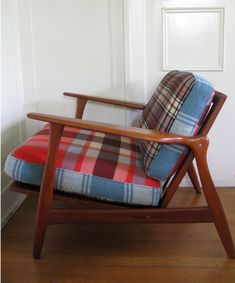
1;0;235;223
18;0;126;126
1;0;26;225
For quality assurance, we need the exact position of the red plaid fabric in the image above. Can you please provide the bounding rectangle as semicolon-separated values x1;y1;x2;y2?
138;70;195;169
12;124;160;188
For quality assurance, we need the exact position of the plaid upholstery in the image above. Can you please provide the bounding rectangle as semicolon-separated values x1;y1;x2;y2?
5;125;162;206
139;71;195;169
138;71;214;181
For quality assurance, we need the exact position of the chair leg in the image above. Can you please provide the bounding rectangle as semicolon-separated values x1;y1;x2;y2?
213;207;235;258
33;207;49;259
188;162;202;193
33;123;64;259
194;139;235;258
205;184;235;258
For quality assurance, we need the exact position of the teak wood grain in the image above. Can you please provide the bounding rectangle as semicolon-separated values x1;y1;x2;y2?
10;91;235;259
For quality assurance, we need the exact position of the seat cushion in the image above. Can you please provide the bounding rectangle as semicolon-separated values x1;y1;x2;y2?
138;70;214;181
5;124;162;206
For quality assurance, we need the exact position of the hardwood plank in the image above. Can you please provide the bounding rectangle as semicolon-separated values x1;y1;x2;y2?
2;188;235;283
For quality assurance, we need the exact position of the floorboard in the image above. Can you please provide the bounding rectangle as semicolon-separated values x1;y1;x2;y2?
2;188;235;283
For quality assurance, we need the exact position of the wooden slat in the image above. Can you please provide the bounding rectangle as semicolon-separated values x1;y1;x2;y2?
48;207;213;224
10;182;213;224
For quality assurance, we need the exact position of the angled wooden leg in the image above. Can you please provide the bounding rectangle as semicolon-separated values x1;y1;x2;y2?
160;153;195;208
33;123;64;259
188;162;202;193
33;219;48;259
193;138;235;258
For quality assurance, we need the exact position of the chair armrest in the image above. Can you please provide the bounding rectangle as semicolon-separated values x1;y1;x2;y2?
27;112;208;150
63;92;145;110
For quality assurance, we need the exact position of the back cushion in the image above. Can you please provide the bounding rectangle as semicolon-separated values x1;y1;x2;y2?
138;70;214;181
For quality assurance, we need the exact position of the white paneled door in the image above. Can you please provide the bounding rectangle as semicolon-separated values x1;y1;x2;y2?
124;0;235;186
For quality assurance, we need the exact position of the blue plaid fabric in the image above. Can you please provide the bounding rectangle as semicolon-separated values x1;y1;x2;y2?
4;127;162;206
139;72;214;181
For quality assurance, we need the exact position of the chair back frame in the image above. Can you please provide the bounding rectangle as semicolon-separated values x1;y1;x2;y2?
160;91;227;207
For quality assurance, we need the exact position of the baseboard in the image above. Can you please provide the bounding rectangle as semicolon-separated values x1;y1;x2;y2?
212;178;235;187
1;183;26;228
180;176;235;187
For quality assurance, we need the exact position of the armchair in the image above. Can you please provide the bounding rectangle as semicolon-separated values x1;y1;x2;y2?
5;71;235;259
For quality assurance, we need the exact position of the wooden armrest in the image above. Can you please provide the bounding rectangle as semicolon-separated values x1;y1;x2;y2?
63;92;145;110
27;112;208;150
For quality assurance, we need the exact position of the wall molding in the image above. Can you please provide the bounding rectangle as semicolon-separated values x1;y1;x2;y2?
108;0;125;99
162;7;225;71
122;0;147;126
123;0;146;103
180;177;235;187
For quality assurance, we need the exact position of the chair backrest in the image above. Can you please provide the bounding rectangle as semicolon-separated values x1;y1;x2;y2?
138;70;215;182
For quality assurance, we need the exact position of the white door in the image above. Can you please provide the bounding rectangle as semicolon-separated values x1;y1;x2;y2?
124;0;235;186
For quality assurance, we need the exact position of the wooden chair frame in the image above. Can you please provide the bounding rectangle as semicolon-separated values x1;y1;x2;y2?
11;91;235;259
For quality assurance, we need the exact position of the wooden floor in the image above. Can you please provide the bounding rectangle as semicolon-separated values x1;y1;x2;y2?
2;188;235;283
